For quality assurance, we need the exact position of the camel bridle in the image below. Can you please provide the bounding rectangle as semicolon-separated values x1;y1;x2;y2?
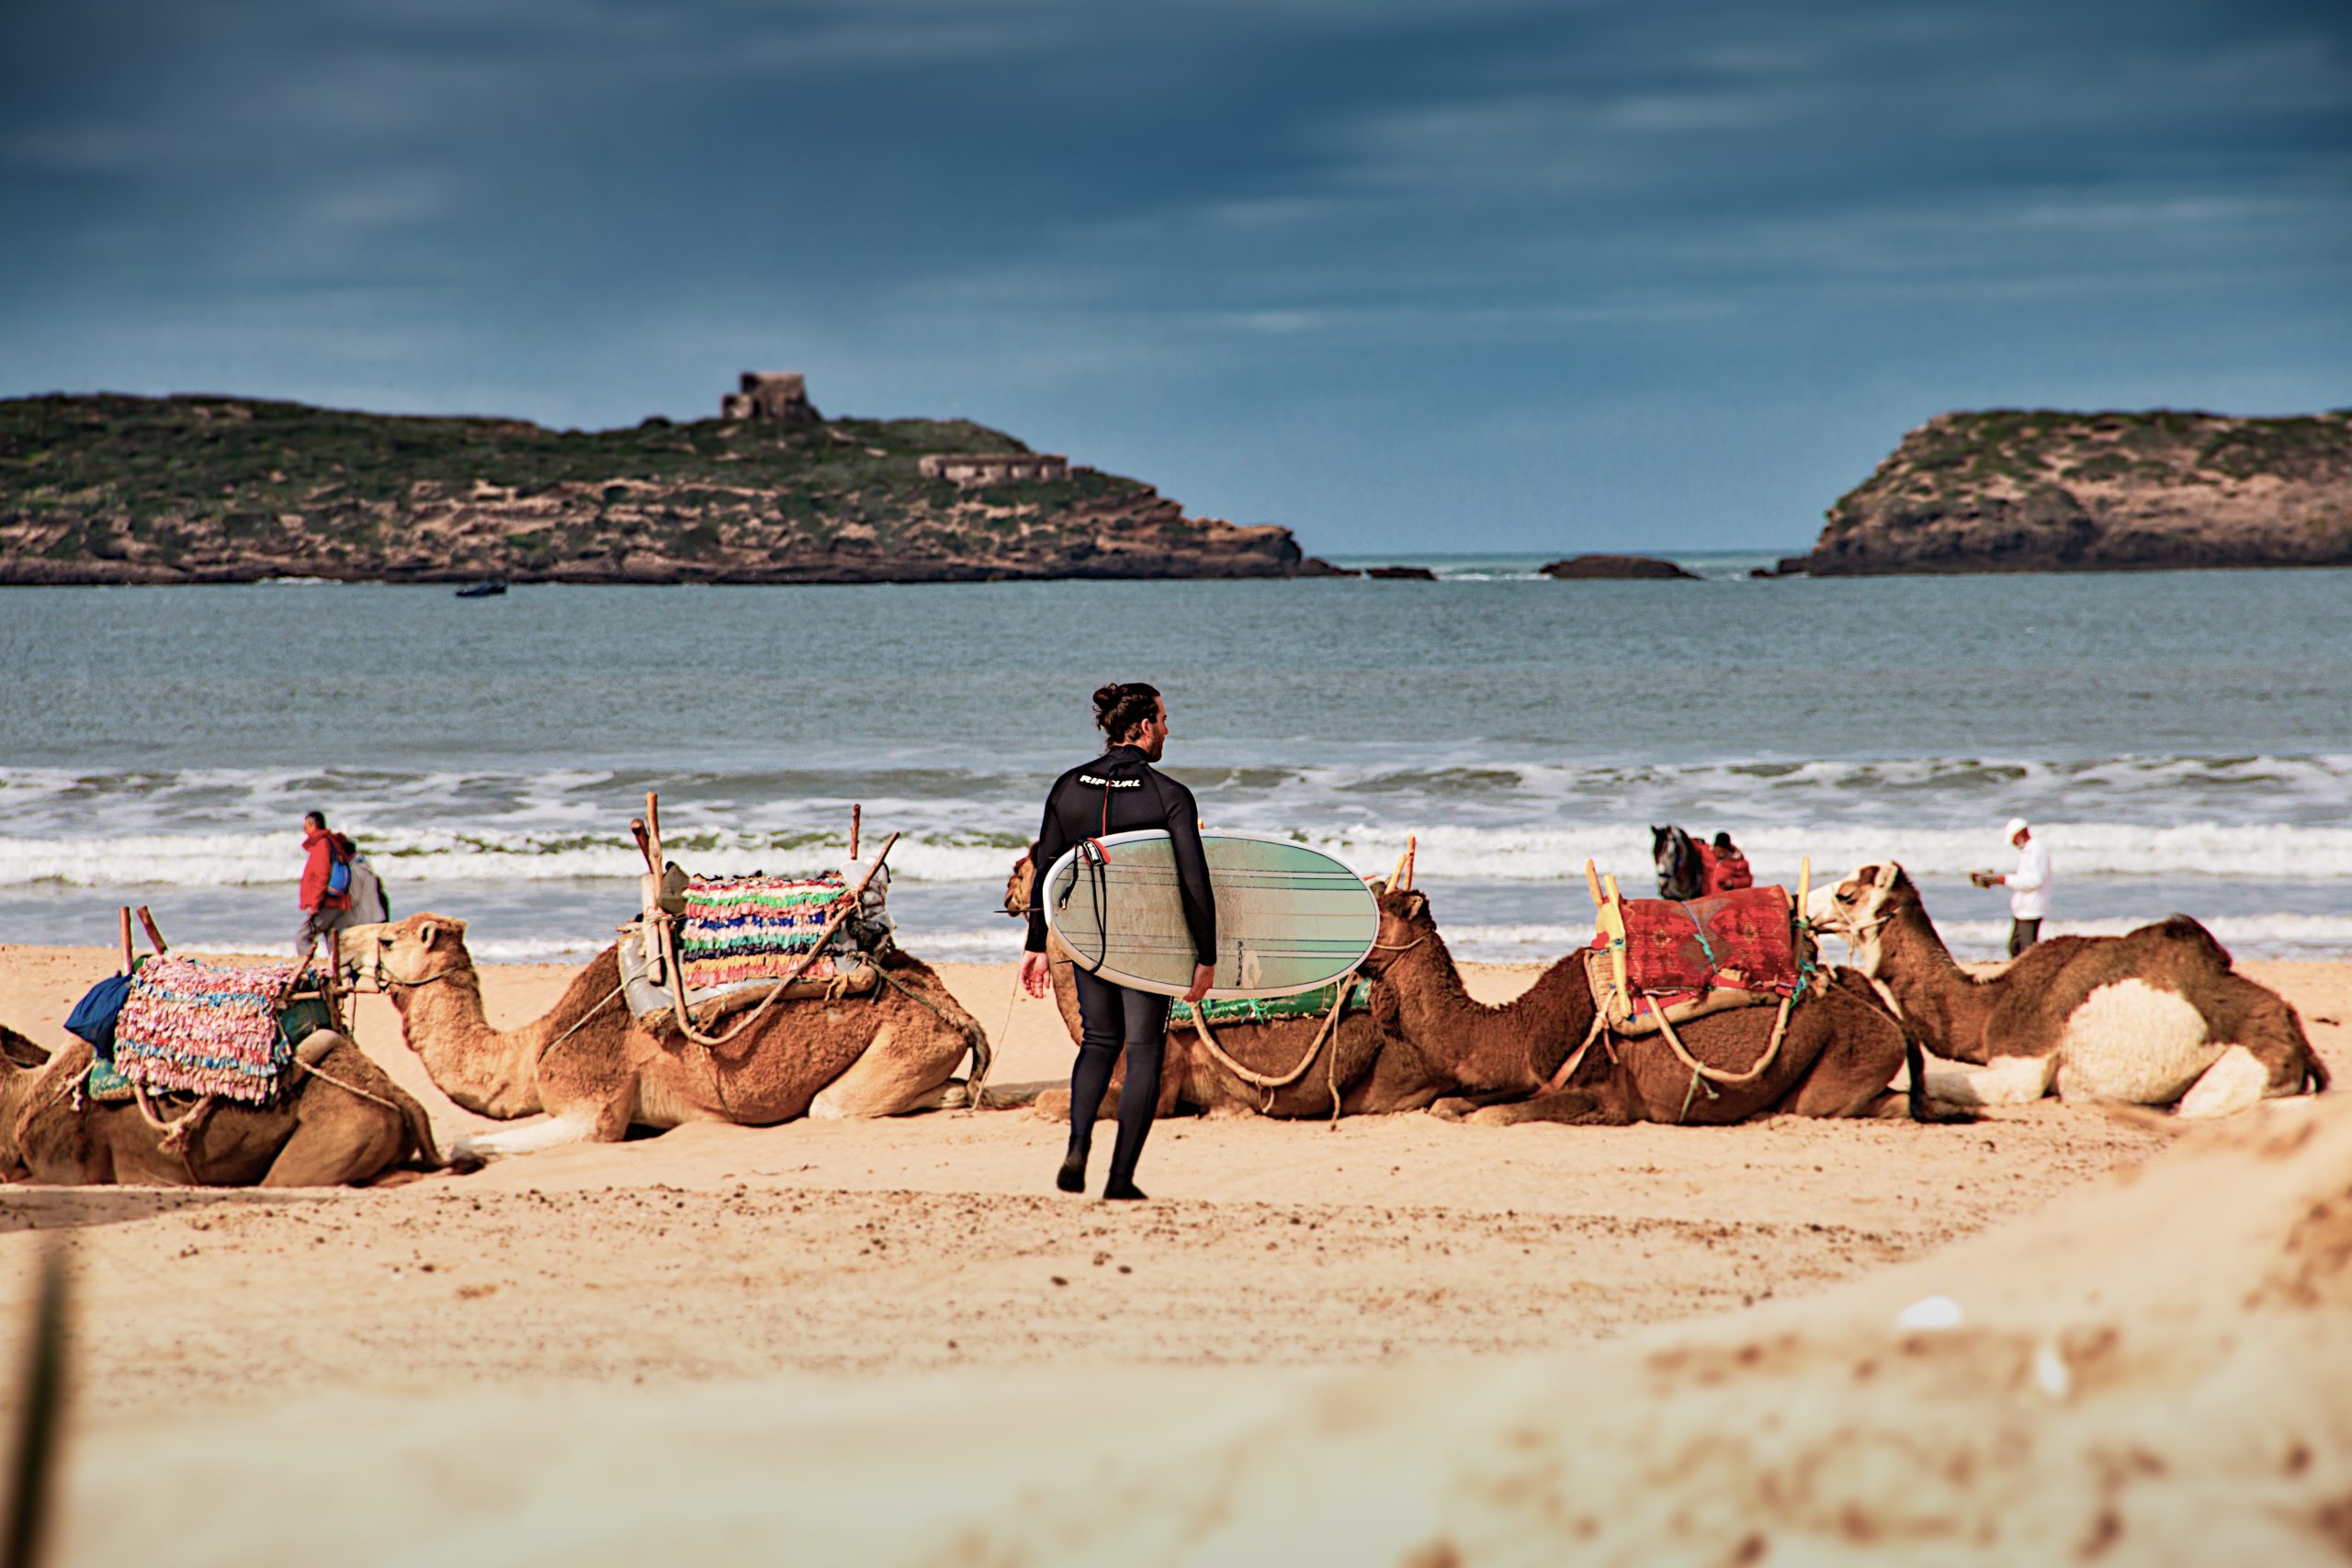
367;945;469;994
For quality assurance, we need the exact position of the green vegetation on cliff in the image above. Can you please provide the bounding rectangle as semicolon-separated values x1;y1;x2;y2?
0;393;1313;583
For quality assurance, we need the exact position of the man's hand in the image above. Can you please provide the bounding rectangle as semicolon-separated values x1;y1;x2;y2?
1019;951;1052;998
1182;962;1215;1004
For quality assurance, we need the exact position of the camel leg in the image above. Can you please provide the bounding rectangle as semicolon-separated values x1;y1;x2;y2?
1781;1009;1922;1120
259;1110;404;1187
1910;1052;2058;1108
1428;1087;1545;1122
1462;1089;1632;1127
449;1114;606;1166
2209;976;2331;1096
2175;1045;2272;1119
809;1021;967;1120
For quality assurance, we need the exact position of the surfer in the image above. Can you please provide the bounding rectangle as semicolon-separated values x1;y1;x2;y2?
1021;682;1216;1201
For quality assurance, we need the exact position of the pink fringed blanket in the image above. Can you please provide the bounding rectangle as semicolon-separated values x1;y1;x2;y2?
113;955;302;1104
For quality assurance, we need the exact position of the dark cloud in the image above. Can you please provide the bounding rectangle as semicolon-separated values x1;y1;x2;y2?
4;0;2347;550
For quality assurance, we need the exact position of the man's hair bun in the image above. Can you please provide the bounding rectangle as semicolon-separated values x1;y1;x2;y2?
1092;682;1161;740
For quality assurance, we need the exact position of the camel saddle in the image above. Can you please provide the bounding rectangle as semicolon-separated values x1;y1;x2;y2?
109;956;341;1108
616;920;879;1030
1170;976;1373;1029
1587;886;1813;1036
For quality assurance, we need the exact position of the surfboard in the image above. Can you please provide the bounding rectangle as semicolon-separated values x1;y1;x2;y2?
1042;830;1380;1000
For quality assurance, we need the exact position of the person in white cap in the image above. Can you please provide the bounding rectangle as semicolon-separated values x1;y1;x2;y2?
1993;818;2052;956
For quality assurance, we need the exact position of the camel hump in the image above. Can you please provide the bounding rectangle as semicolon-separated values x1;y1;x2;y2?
2149;913;2233;967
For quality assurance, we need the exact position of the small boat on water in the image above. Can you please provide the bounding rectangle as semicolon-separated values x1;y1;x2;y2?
454;580;508;599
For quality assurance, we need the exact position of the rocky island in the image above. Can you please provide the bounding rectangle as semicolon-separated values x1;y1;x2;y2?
0;375;1334;585
1540;554;1698;580
1780;409;2352;575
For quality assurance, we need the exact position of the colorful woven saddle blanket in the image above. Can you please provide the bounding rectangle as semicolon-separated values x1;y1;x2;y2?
676;873;852;989
112;955;306;1106
1170;977;1373;1029
617;924;870;1025
1597;886;1802;998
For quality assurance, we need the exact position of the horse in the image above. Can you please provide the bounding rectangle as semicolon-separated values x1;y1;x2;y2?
1651;825;1705;900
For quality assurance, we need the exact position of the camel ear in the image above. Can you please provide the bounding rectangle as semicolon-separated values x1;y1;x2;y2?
1406;892;1428;921
419;921;439;950
1873;862;1900;889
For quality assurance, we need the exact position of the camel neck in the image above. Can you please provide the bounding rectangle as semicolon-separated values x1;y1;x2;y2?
392;964;546;1119
0;1063;33;1158
1385;931;1595;1092
1880;901;1972;987
1871;901;1996;1064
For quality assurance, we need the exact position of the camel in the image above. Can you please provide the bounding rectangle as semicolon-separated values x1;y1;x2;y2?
1810;861;2329;1117
0;1021;441;1186
363;912;991;1163
1357;880;1955;1127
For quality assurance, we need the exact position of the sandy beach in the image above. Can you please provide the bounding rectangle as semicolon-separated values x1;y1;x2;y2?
3;942;2346;1561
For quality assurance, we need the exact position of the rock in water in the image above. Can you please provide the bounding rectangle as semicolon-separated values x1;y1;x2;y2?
1781;409;2352;575
1539;554;1699;580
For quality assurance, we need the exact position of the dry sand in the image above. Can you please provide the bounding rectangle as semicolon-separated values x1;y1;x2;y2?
2;942;2346;1562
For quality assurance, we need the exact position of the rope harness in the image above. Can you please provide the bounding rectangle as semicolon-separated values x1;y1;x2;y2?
1180;965;1360;1122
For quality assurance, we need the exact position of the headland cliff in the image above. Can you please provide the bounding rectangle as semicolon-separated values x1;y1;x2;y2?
1780;409;2352;575
0;387;1332;585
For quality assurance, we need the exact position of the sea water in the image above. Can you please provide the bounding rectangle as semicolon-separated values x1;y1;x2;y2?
2;557;2346;964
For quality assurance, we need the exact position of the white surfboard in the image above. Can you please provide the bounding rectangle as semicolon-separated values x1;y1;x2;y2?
1042;830;1380;1000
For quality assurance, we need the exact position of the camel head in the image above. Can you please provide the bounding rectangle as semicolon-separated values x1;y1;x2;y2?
1;1023;50;1071
363;913;477;998
1359;837;1431;978
1001;844;1039;919
1815;862;1918;974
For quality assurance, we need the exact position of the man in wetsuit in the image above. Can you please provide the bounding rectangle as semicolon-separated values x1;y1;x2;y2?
1020;682;1216;1201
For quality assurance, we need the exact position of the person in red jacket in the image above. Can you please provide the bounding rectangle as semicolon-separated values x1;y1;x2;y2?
1702;831;1755;896
297;809;355;957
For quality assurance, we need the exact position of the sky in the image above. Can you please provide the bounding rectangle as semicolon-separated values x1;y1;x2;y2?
3;0;2347;557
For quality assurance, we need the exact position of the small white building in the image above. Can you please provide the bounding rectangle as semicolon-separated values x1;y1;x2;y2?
917;453;1080;487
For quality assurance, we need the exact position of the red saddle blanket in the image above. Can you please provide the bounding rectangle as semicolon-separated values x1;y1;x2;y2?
1594;886;1799;998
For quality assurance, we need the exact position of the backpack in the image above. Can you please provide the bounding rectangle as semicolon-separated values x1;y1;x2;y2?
346;857;390;923
326;853;352;897
65;972;135;1063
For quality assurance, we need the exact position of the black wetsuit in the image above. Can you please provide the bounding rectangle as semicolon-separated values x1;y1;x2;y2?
1026;744;1216;1193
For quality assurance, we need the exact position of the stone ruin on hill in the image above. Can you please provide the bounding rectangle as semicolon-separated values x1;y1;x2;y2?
720;371;821;423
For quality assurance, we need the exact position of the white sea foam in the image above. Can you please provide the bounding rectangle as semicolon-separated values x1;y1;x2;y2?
0;830;1026;889
6;818;2352;889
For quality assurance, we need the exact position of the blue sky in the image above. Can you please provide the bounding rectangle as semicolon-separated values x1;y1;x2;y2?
4;0;2346;555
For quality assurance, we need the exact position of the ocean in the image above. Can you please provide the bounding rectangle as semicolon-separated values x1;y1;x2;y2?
2;555;2346;966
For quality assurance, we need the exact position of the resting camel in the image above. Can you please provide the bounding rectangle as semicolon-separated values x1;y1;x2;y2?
1812;862;2328;1117
1357;880;1955;1125
363;913;991;1164
0;1021;441;1186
